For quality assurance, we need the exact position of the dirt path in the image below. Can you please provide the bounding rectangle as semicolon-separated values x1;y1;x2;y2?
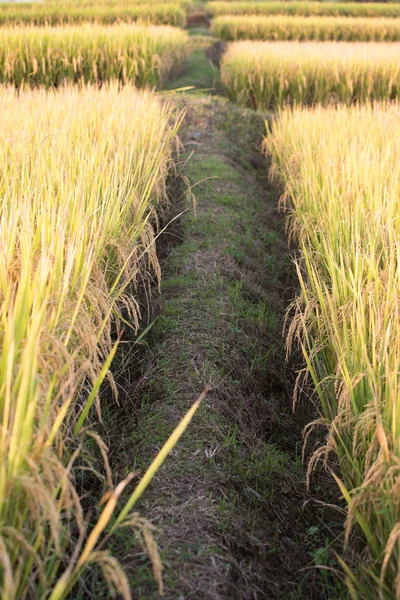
103;44;344;600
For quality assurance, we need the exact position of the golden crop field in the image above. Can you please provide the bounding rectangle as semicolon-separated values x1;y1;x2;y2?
0;24;189;87
0;82;184;599
206;1;400;17
1;0;400;597
265;102;400;599
0;1;186;27
212;14;400;41
44;0;188;3
220;41;400;109
207;0;400;2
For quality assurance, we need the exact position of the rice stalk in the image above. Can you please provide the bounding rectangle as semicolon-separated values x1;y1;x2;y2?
0;82;191;598
212;14;400;42
207;1;400;18
0;1;187;27
220;41;400;109
0;23;189;88
265;102;400;598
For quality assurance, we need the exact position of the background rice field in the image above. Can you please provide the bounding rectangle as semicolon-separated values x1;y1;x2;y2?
0;1;187;26
212;14;400;41
206;1;400;17
220;41;400;108
0;23;189;87
207;0;400;3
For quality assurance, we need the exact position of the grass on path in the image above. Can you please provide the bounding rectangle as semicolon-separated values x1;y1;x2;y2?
102;92;345;599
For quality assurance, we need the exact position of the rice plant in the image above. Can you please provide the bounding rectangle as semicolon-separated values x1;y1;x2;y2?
0;24;189;88
206;1;400;17
264;102;400;599
212;14;400;41
0;82;193;599
220;41;400;109
207;0;400;2
0;1;186;27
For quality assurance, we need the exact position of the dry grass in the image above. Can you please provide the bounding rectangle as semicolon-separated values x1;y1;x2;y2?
0;82;191;599
220;41;400;109
265;102;400;599
212;14;400;41
207;1;400;17
0;23;189;88
0;1;186;27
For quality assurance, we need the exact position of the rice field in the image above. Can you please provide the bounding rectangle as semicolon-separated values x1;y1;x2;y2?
217;5;400;592
206;1;400;17
0;1;186;27
2;0;400;596
220;41;400;109
212;14;400;41
0;24;189;87
265;102;400;599
207;0;400;2
0;82;185;599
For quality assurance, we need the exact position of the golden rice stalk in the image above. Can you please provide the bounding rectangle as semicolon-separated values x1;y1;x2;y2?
212;14;400;42
0;82;185;598
264;102;400;598
0;23;189;88
0;1;187;27
221;41;400;109
207;1;400;18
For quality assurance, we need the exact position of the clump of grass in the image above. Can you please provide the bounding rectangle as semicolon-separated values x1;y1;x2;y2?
0;1;186;27
0;82;202;599
265;102;400;599
0;24;189;88
206;1;400;17
212;14;400;41
220;41;400;109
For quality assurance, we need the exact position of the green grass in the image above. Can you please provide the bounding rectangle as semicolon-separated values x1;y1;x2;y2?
99;95;344;599
188;26;212;36
164;43;217;92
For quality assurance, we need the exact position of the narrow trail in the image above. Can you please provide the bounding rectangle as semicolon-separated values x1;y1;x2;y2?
107;42;343;600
